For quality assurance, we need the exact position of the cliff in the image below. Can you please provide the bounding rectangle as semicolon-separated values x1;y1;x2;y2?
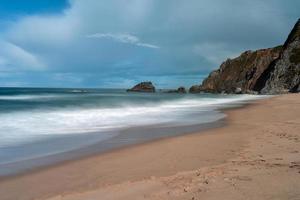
259;19;300;94
191;18;300;94
195;46;282;93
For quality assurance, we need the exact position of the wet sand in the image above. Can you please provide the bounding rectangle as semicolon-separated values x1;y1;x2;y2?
0;94;299;200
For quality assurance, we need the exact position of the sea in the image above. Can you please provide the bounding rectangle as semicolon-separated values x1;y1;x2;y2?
0;87;267;175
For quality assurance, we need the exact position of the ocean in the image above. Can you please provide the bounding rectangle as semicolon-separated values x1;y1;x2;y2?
0;87;266;175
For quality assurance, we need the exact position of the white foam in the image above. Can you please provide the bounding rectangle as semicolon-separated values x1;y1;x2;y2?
0;94;267;147
0;94;65;100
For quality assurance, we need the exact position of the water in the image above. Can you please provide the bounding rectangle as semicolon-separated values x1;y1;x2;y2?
0;87;266;173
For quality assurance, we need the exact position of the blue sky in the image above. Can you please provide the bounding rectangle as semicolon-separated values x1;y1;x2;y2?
0;0;299;88
0;0;68;18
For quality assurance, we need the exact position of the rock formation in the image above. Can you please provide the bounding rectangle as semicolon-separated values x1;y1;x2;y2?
189;85;202;93
166;87;187;94
190;18;300;94
199;47;282;94
258;19;300;94
177;87;187;93
127;82;156;93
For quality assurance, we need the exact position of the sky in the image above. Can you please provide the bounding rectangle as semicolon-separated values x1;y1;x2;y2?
0;0;299;88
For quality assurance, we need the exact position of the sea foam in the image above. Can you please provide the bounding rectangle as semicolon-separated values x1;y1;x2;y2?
0;93;264;148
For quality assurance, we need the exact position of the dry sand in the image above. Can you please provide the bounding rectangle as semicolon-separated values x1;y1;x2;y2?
0;94;299;200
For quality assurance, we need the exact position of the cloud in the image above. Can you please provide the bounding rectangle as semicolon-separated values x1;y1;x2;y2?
0;0;299;87
193;42;240;65
53;73;83;83
86;33;159;49
0;40;46;72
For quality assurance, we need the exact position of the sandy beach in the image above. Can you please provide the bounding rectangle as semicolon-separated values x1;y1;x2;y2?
0;94;299;200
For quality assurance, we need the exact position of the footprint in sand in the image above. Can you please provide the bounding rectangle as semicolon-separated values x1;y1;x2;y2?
231;176;252;181
274;158;283;161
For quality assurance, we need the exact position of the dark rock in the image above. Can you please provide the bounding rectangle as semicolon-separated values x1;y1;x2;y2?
177;87;187;93
189;85;202;93
289;82;300;93
259;19;300;94
127;82;156;93
166;87;187;94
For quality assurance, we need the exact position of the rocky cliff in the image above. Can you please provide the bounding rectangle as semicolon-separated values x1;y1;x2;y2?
258;19;300;94
195;47;282;93
191;19;300;94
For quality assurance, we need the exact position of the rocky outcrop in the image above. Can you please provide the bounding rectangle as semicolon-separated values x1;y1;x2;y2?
197;47;282;93
258;19;300;94
166;87;187;94
177;87;187;93
127;82;156;93
189;85;202;93
191;18;300;94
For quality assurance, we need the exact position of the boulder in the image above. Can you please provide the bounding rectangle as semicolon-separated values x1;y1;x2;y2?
234;87;242;94
189;85;202;93
177;87;187;93
166;86;187;94
127;82;156;93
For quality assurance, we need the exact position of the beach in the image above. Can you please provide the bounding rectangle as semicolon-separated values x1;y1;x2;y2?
0;93;299;200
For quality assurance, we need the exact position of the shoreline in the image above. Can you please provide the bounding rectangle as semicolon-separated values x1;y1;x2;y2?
0;119;225;178
0;94;299;200
0;94;259;177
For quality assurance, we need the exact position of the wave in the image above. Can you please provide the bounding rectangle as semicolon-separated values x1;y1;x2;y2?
0;94;63;100
0;92;133;101
0;93;269;166
0;94;265;148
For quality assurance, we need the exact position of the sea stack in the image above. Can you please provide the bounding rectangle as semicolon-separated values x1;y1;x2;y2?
177;87;187;93
127;82;156;93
